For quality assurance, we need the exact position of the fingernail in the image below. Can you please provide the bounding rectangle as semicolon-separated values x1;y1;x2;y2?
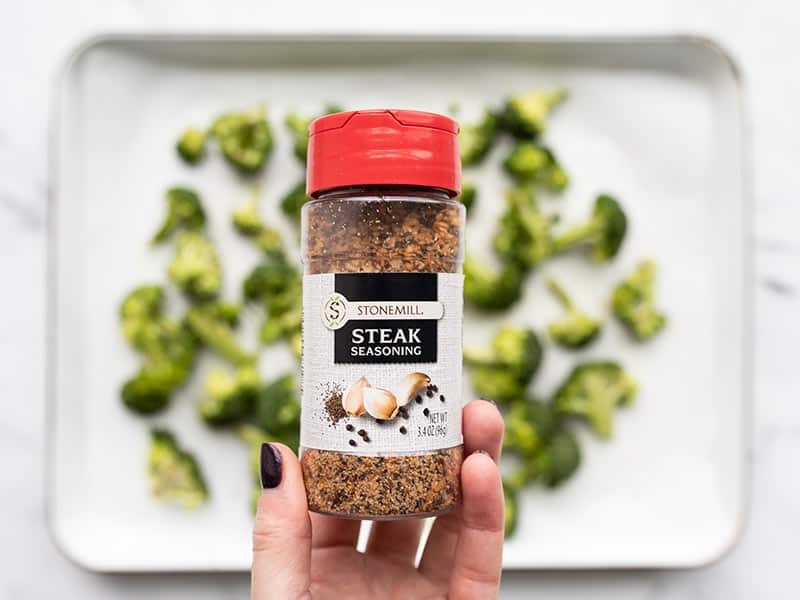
480;397;498;408
472;449;490;456
260;443;282;489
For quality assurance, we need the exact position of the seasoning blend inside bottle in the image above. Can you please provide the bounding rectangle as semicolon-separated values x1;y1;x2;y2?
300;109;465;519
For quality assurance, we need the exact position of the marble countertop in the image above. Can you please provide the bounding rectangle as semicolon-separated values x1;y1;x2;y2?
2;0;798;598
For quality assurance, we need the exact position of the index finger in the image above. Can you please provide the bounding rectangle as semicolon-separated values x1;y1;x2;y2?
447;451;504;599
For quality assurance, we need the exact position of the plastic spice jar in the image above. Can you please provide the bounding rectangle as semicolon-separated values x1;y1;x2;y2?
299;109;465;519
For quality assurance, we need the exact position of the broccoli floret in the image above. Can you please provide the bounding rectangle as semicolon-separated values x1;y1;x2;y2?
285;104;343;163
536;428;581;488
554;361;637;438
553;194;627;263
254;226;286;259
463;255;525;311
119;286;197;414
148;429;208;508
279;180;309;223
464;326;543;403
503;142;568;192
503;397;561;457
151;187;207;244
503;484;519;538
167;231;222;301
232;187;293;261
546;278;602;349
459;110;498;165
494;186;556;270
184;303;254;366
261;304;301;345
256;374;301;447
176;128;208;164
122;362;180;414
243;257;302;352
612;260;667;341
243;259;299;302
503;402;543;457
211;105;273;174
459;181;477;215
500;88;568;138
198;364;260;426
120;285;164;345
232;186;265;236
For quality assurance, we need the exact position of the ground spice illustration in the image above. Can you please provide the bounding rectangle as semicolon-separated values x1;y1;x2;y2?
322;385;346;427
301;191;464;518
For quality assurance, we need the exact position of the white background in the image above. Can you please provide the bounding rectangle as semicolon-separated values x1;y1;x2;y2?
1;0;798;598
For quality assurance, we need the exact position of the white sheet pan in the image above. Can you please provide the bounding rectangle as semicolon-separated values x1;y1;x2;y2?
48;34;751;572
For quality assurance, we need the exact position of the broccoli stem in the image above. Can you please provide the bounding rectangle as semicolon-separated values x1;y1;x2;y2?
552;219;600;252
184;309;254;366
546;278;574;310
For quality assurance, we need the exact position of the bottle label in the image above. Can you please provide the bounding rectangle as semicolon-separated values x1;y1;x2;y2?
301;272;463;454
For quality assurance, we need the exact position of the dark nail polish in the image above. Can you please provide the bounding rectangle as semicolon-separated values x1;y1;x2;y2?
260;443;282;489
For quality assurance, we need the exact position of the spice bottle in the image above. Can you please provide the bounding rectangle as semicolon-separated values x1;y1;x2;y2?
300;109;465;519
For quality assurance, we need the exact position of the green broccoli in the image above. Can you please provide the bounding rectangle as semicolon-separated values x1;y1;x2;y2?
232;186;265;236
243;259;299;303
167;231;222;301
554;361;637;438
552;194;628;263
284;104;343;163
122;361;183;414
500;88;568;138
261;304;301;346
184;303;254;366
151;187;207;244
459;110;498;165
120;285;164;346
503;397;561;457
211;105;273;174
463;255;525;311
503;402;543;457
612;260;667;341
256;374;301;448
459;181;477;215
198;364;260;426
503;142;568;192
176;128;208;164
546;278;602;349
493;186;556;270
279;180;309;223
464;326;543;403
536;428;581;488
119;286;197;414
148;429;209;508
254;226;286;259
242;257;302;353
230;191;288;259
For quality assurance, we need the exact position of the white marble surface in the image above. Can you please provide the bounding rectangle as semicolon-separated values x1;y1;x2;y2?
1;0;798;598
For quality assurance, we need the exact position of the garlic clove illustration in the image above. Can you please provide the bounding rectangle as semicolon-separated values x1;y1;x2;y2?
342;376;370;416
394;372;431;406
363;387;400;420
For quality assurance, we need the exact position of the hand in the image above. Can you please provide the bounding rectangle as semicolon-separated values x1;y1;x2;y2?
251;399;505;600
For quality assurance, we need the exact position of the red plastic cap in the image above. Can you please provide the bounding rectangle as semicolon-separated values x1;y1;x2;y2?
306;109;461;197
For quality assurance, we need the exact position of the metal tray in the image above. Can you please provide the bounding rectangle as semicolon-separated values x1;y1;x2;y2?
48;33;751;572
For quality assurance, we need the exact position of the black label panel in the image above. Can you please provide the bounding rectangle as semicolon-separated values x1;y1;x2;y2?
334;273;438;364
